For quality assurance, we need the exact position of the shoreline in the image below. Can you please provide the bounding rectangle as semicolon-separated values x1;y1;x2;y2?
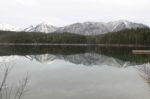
0;43;150;47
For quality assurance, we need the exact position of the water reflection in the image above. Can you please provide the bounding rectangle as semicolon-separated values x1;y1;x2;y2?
136;63;150;86
26;53;130;67
0;63;29;99
0;46;150;99
0;45;150;64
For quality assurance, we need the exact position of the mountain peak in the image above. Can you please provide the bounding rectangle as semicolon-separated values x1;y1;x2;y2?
24;22;58;33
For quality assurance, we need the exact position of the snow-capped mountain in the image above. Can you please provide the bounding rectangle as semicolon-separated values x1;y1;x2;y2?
24;22;58;33
0;24;22;31
56;22;110;35
107;20;148;32
56;20;148;35
0;20;148;35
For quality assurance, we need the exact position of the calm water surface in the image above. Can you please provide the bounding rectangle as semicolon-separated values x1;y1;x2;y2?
0;46;150;99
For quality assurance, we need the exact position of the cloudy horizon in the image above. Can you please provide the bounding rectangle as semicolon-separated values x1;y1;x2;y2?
0;0;149;28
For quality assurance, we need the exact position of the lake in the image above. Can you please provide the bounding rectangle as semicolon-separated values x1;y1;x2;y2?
0;46;150;99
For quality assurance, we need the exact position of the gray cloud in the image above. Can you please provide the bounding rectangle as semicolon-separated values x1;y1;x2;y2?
0;0;149;27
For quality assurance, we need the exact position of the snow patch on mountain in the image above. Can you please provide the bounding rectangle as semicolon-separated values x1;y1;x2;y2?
0;24;22;31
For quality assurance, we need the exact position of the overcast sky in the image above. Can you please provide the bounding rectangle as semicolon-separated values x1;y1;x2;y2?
0;0;149;28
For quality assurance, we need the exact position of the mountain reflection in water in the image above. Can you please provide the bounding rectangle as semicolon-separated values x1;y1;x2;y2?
0;45;150;64
25;53;129;67
0;46;150;99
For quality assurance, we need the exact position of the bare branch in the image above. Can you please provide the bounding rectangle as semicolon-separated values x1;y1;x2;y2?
0;63;29;99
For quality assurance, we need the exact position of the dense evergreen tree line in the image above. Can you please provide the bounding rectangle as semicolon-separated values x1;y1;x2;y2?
92;28;150;45
0;28;149;45
0;31;86;43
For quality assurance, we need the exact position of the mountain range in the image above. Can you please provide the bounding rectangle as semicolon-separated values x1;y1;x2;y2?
0;20;148;35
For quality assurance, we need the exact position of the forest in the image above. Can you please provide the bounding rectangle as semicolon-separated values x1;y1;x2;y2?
0;28;149;45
